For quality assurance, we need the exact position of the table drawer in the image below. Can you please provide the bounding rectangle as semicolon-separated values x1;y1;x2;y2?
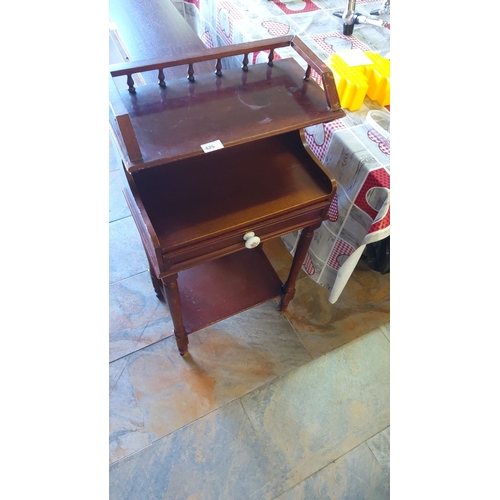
161;202;327;274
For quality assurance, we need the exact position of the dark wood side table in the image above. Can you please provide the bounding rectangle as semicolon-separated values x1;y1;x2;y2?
109;35;345;356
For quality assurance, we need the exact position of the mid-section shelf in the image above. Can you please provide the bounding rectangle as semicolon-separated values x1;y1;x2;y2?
130;130;334;273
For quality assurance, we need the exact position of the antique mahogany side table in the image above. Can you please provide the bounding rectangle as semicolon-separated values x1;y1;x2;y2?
109;35;345;355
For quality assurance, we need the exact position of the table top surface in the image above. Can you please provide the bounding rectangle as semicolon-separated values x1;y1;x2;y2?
114;56;344;170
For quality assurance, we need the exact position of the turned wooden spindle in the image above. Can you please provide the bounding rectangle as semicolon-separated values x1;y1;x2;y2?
158;68;166;87
268;49;275;67
127;74;136;93
304;65;311;81
187;63;195;82
215;58;222;77
242;53;249;72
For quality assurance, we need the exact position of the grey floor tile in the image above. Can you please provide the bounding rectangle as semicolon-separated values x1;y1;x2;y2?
240;328;390;499
110;363;152;464
379;321;390;341
109;168;130;222
109;134;122;173
120;301;311;447
274;442;390;500
110;358;128;394
283;259;390;358
109;132;130;222
367;426;390;477
109;271;173;362
109;399;277;500
109;216;149;284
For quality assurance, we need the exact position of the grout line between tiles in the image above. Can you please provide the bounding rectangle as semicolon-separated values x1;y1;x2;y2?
110;327;388;467
110;294;302;365
109;332;173;365
269;423;390;500
280;306;315;359
109;212;132;224
109;269;150;287
237;397;259;437
364;425;390;447
110;363;154;463
110;344;323;466
365;427;391;478
109;214;133;225
123;300;166;358
109;361;128;395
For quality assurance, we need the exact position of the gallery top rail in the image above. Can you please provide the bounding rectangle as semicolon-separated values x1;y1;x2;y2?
109;35;340;111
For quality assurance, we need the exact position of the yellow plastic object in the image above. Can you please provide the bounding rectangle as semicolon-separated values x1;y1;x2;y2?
363;52;390;107
327;51;390;110
328;53;368;111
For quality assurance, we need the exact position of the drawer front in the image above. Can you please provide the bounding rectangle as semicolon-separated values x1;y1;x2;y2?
161;203;327;275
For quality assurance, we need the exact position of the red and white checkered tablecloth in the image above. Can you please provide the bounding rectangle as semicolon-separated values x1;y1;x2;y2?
183;0;390;304
283;121;390;302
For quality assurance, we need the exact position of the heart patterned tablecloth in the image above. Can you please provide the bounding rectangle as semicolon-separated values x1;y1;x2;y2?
182;0;390;303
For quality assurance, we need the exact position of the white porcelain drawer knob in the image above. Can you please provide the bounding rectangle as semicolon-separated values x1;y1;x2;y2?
243;232;261;249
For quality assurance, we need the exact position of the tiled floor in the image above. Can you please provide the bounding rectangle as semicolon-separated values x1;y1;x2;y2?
109;136;390;498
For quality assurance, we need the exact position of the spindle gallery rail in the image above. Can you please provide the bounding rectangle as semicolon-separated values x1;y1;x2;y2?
109;35;340;111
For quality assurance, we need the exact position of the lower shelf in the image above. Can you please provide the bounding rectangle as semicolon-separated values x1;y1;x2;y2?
175;246;283;334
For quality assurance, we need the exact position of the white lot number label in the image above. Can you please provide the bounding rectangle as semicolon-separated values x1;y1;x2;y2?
201;140;224;153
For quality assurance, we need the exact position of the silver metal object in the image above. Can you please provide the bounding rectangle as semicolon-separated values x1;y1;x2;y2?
354;14;389;29
334;0;390;35
342;0;357;32
370;0;390;17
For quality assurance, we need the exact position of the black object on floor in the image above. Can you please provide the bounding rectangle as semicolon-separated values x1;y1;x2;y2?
363;236;390;274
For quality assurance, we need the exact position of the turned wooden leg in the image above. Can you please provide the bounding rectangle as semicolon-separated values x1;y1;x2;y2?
278;225;318;313
161;274;189;356
146;254;165;302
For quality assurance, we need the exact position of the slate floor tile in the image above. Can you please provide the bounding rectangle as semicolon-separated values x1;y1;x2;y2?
109;271;173;362
109;399;276;500
109;132;130;223
109;216;149;284
109;358;128;394
109;134;122;173
367;426;390;478
120;301;311;447
274;441;390;500
109;168;130;223
379;321;390;341
110;363;152;464
283;258;390;358
240;328;390;499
